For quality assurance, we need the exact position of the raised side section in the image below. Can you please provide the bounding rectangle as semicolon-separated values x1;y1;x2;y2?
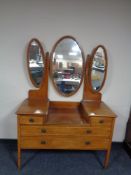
28;52;49;101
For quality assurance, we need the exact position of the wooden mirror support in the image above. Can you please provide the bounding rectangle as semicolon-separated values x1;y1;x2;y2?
28;52;49;101
83;45;108;102
83;54;102;102
81;45;116;169
16;40;116;170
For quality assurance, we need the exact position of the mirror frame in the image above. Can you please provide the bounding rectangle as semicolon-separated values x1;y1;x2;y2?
50;35;85;97
27;38;45;88
89;45;108;93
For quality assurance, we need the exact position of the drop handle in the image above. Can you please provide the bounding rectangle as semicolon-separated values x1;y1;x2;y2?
86;130;92;134
99;120;104;124
29;118;34;123
41;140;46;144
41;129;46;133
85;141;91;145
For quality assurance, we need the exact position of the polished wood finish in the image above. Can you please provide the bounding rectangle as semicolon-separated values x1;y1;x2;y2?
50;35;85;97
18;115;44;125
20;125;111;137
27;38;45;88
17;42;116;169
20;136;109;150
17;100;116;168
17;117;21;169
81;101;116;117
83;45;108;101
28;52;49;101
83;55;101;101
17;99;49;115
47;101;86;124
90;117;113;127
81;101;116;168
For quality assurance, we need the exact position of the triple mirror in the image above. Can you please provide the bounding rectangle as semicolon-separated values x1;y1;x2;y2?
27;37;108;96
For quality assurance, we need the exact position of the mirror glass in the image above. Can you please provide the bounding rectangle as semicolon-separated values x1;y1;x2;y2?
28;39;45;87
51;37;84;96
91;46;106;91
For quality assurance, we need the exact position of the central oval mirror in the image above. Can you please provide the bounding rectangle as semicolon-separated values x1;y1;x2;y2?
50;36;84;96
90;45;107;91
27;38;45;87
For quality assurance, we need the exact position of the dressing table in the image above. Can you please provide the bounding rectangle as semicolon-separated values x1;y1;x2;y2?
17;36;116;169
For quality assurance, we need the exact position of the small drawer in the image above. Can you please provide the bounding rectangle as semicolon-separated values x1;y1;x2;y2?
20;135;109;150
18;115;44;125
91;117;113;127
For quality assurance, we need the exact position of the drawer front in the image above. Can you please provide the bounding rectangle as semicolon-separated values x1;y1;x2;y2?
19;116;44;125
20;125;111;137
91;117;113;127
20;136;109;150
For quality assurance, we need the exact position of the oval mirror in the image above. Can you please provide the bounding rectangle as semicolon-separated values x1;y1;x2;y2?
27;38;45;87
50;36;84;96
90;45;107;91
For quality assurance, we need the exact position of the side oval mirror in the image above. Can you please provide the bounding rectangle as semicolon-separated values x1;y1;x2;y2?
90;45;108;92
27;38;45;87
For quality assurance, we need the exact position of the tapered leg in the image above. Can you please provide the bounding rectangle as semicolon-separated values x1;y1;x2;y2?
17;116;21;169
18;146;21;169
104;148;111;168
104;118;115;168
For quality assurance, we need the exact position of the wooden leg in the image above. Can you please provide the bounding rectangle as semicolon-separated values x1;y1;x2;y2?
17;117;21;169
104;148;111;168
18;146;21;169
104;119;115;168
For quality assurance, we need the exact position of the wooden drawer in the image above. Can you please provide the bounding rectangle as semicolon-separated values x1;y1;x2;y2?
21;136;109;150
18;116;44;125
20;125;111;137
91;117;113;127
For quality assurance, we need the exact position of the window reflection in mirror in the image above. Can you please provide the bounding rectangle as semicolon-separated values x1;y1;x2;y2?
51;37;84;96
91;46;106;91
28;39;45;87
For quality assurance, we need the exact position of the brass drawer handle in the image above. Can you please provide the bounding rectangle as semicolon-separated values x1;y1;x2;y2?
41;129;46;133
99;120;104;124
29;118;34;123
41;140;46;144
86;130;92;134
85;141;91;145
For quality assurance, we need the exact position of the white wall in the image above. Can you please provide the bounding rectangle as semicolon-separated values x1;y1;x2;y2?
0;0;131;141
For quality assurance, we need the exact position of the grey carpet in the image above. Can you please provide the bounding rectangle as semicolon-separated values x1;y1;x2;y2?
0;141;131;175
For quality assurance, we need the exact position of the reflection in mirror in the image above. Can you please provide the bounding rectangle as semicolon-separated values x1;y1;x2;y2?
91;46;107;91
51;36;84;96
28;39;45;87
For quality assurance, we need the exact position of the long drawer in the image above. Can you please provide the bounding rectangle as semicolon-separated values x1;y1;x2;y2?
20;125;111;137
20;136;109;150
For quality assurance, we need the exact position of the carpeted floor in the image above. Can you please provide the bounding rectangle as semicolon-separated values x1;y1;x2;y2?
0;140;131;175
